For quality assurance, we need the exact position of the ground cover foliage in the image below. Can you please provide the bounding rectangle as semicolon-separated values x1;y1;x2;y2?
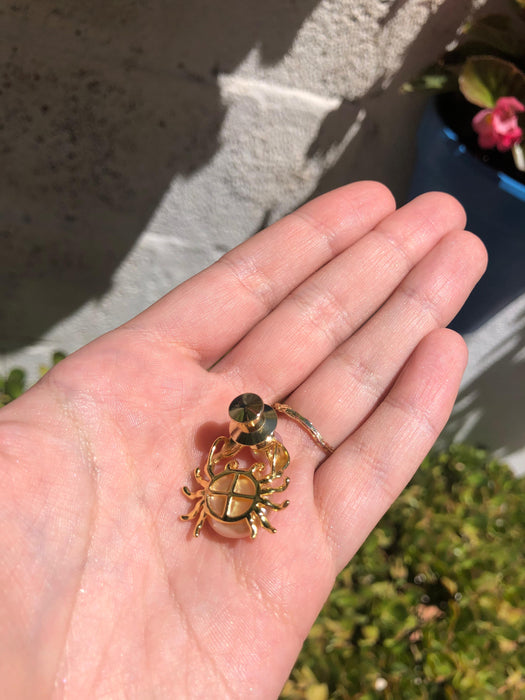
282;445;525;700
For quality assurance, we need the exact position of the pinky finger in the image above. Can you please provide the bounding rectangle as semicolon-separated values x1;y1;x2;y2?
315;328;468;571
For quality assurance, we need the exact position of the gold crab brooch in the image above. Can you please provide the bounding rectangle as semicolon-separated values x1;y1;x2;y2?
181;393;334;540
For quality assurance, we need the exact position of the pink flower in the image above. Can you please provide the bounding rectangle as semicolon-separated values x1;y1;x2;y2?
472;96;525;152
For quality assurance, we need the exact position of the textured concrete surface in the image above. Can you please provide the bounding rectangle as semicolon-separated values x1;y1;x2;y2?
443;295;525;476
3;0;523;471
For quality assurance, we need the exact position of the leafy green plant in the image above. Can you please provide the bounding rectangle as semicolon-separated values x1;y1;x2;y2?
282;445;525;699
0;351;66;406
403;1;525;170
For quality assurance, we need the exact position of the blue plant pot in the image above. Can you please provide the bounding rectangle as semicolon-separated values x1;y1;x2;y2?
409;99;525;333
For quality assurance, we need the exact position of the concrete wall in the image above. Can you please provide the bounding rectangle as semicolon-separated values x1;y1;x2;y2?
444;297;525;475
3;0;523;472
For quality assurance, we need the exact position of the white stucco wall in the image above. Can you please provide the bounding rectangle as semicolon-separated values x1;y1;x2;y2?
3;0;523;472
444;297;525;475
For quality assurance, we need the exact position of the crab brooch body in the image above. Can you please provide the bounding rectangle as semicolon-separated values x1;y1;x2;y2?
181;435;290;538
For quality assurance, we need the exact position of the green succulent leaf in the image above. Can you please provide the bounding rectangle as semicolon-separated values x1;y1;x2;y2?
52;351;66;365
459;55;525;108
5;368;26;400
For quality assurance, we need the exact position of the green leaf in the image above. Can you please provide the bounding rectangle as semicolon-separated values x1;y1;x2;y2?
52;351;66;365
305;685;328;700
459;56;525;107
401;68;457;94
512;143;525;171
463;15;525;58
5;368;26;399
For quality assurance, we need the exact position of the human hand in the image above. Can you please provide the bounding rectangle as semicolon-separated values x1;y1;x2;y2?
0;182;487;698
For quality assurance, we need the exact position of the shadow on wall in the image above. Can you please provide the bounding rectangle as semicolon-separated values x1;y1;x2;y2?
0;0;319;352
304;0;504;203
445;308;525;467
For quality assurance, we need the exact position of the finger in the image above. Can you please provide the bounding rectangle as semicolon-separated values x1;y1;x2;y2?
125;182;395;366
214;192;467;398
283;229;487;447
314;328;468;570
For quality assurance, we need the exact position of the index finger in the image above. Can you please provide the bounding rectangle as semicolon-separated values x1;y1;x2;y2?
125;182;395;367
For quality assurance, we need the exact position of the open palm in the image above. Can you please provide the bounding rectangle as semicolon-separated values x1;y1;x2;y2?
0;182;486;698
